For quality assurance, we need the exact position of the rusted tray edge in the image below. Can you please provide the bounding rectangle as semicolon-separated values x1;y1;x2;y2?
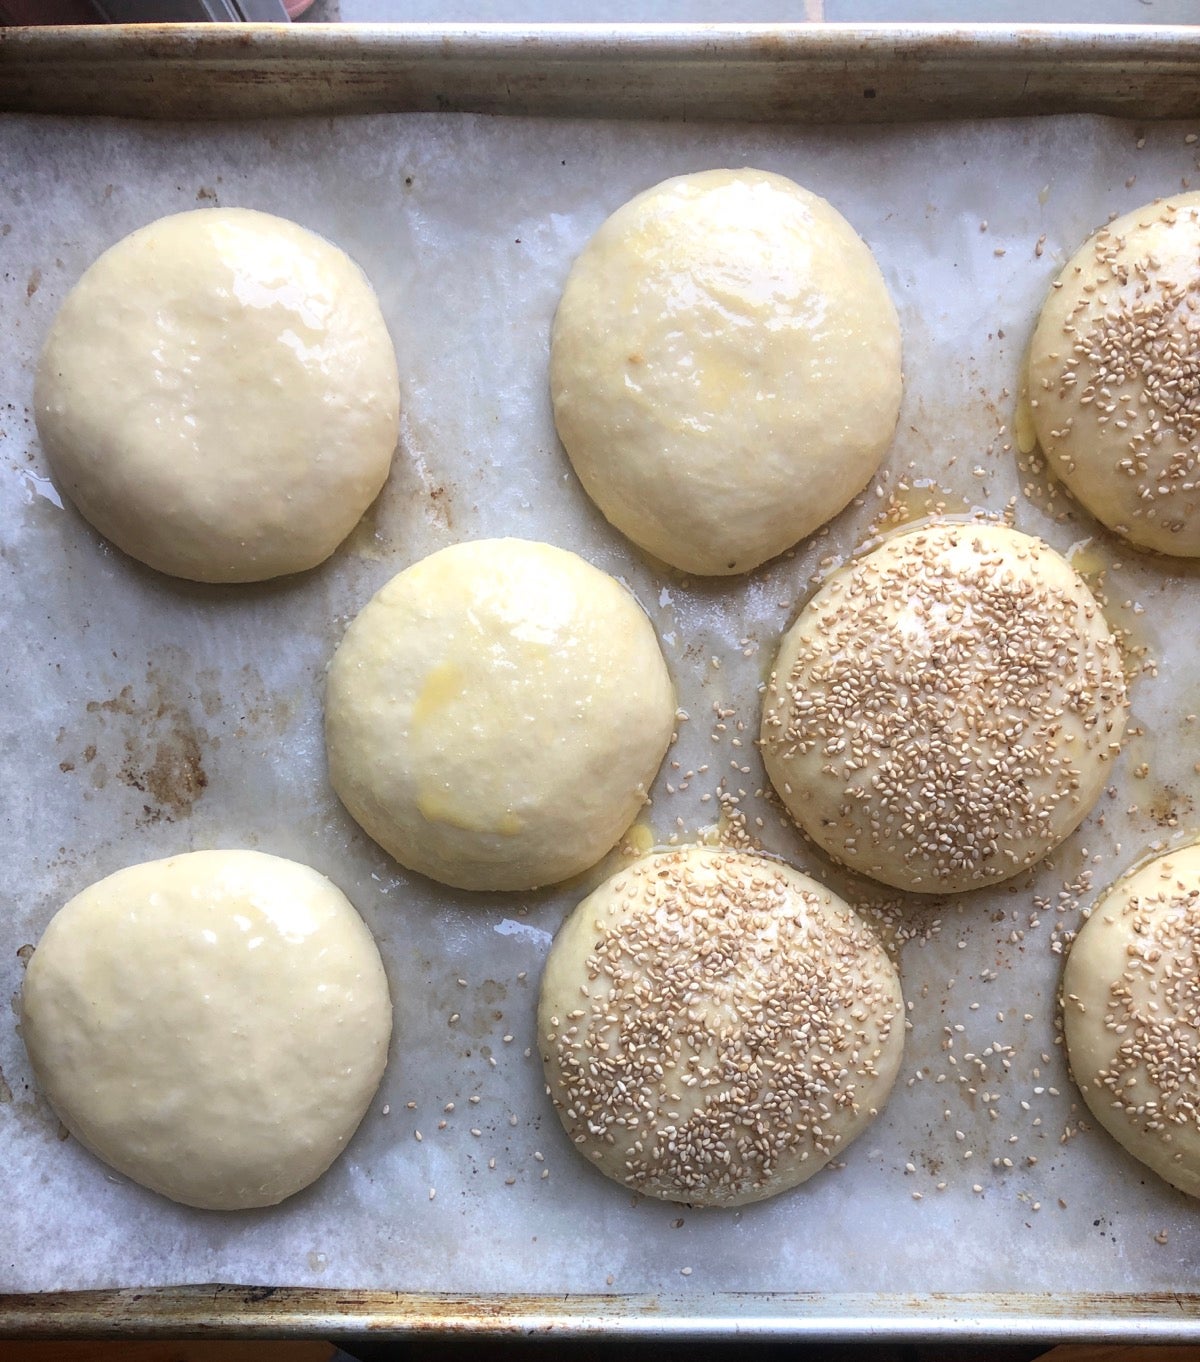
3;23;1200;122
3;1287;1200;1341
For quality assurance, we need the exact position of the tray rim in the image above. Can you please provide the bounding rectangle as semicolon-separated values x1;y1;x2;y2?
4;1285;1200;1342
6;21;1200;122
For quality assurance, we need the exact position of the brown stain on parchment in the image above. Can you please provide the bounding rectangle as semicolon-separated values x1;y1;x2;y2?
120;724;208;815
62;662;211;824
1148;784;1196;830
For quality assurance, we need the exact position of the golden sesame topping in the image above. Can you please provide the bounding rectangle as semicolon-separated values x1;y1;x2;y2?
1028;196;1200;556
538;847;903;1206
1063;842;1200;1197
761;523;1128;894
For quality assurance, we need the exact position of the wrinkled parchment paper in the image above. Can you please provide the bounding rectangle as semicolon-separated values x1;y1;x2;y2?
2;110;1199;1296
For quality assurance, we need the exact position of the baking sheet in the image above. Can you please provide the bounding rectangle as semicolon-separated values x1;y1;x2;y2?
1;109;1199;1301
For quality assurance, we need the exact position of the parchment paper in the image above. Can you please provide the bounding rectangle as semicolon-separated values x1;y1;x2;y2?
2;110;1199;1297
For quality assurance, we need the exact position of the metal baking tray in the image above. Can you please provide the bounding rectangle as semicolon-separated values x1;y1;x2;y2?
3;22;1200;1344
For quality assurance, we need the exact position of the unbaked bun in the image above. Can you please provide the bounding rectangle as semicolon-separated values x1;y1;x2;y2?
761;522;1129;893
1028;194;1200;557
20;850;392;1211
324;538;675;892
550;168;902;576
538;846;904;1206
1062;841;1200;1196
35;208;400;582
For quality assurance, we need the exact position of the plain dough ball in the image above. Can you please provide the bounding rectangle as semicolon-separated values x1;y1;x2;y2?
20;850;392;1211
761;522;1129;894
35;208;400;583
539;846;904;1206
550;168;902;576
1028;194;1200;556
325;538;676;892
1063;841;1200;1196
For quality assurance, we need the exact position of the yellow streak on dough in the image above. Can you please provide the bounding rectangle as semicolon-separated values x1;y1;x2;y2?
1014;388;1038;456
624;822;656;855
418;786;525;837
1065;539;1109;582
411;660;465;728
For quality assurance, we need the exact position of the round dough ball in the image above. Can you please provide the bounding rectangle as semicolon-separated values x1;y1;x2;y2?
20;850;392;1211
325;538;676;892
550;168;902;576
539;846;904;1206
1063;841;1200;1196
761;522;1129;894
35;208;400;583
1028;194;1200;557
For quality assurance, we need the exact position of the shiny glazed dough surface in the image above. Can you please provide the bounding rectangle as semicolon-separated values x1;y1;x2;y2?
324;537;677;892
20;849;393;1211
34;207;400;583
1062;841;1200;1197
550;168;902;576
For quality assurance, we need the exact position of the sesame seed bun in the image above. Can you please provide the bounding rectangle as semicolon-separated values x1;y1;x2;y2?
538;846;904;1206
1028;194;1200;557
760;522;1129;894
1062;841;1200;1197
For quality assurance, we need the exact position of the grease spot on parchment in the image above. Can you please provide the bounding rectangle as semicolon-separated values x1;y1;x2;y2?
1148;784;1196;830
63;664;211;823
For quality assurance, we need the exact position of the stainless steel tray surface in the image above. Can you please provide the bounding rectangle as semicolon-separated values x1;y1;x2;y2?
3;22;1200;1343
